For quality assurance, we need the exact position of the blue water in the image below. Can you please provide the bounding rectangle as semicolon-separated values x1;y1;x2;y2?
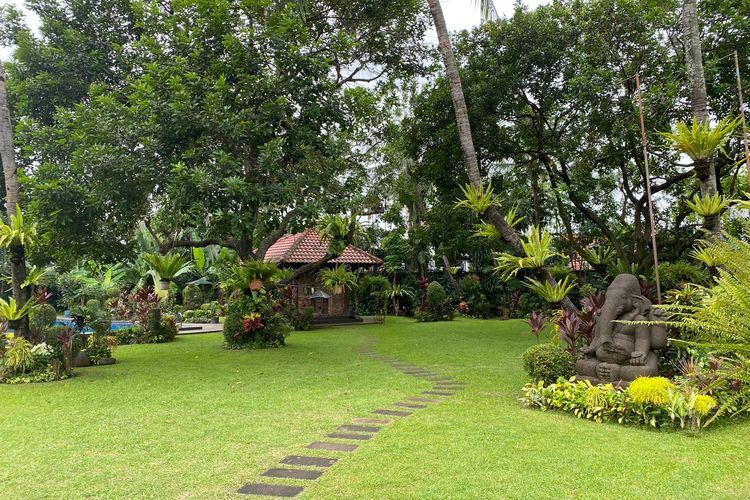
54;319;134;332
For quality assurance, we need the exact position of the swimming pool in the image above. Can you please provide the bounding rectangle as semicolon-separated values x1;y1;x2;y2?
54;319;134;332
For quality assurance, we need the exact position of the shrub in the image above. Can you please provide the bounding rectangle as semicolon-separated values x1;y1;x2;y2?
426;281;446;308
629;377;676;406
86;299;101;309
223;310;245;346
32;303;57;328
115;325;146;344
183;284;203;309
145;309;178;343
521;343;574;384
1;337;36;376
287;306;314;331
86;335;113;362
357;275;390;314
520;378;722;430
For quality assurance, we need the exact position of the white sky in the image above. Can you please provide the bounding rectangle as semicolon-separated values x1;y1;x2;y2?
0;0;550;59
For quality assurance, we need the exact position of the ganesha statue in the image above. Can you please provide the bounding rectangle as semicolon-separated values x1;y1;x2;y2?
575;273;667;386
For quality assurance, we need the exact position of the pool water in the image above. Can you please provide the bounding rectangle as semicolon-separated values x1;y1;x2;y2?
54;319;134;332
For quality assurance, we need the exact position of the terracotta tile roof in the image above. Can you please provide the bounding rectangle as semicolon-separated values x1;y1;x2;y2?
264;229;382;266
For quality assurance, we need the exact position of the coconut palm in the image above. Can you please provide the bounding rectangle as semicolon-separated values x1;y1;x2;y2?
426;0;577;311
0;61;31;338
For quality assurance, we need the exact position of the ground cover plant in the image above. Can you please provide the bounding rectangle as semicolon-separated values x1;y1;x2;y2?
2;318;750;498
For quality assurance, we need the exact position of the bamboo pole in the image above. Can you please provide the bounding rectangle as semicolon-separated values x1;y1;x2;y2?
734;50;750;186
634;72;662;303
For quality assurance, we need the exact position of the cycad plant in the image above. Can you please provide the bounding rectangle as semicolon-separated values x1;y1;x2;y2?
318;265;357;294
222;259;279;292
142;252;193;289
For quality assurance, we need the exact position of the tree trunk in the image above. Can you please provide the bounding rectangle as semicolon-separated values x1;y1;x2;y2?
0;61;29;338
683;0;721;235
426;0;577;312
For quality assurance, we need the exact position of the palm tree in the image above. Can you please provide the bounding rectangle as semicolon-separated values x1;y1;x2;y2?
425;0;577;310
682;0;721;235
0;60;30;338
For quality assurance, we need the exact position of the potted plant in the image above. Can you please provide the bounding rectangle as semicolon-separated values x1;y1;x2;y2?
142;253;193;290
224;260;280;293
318;265;356;295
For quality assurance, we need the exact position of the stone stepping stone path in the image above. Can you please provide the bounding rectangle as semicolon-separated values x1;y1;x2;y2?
306;441;358;452
280;456;337;467
238;335;466;497
262;468;324;480
338;424;381;433
238;484;304;497
327;432;373;441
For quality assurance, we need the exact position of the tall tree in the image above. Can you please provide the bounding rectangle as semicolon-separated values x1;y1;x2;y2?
425;0;576;310
0;60;29;337
683;0;721;235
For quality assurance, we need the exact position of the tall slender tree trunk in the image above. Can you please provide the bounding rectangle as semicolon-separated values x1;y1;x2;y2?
426;0;577;311
683;0;721;235
0;61;29;338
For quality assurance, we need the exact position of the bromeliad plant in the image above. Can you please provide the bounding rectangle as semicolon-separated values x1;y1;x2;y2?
0;297;35;323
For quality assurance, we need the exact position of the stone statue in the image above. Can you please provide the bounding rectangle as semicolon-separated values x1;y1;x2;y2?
576;273;667;386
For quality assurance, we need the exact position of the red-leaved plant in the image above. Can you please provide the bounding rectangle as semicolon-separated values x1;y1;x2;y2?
578;292;604;344
527;311;547;344
556;308;581;355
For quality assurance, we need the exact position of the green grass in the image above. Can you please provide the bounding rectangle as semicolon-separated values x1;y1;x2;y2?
2;317;750;498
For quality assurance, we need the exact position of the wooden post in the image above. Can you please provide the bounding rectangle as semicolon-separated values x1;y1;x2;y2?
734;50;750;186
635;72;662;303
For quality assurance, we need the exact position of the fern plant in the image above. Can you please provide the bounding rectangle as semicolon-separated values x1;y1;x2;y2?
318;265;357;293
690;241;727;268
495;226;561;279
685;193;732;217
524;275;577;304
454;181;498;214
0;204;37;248
663;231;750;423
660;116;740;161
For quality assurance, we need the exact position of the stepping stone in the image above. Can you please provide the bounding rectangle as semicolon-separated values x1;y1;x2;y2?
394;402;427;409
408;397;441;403
423;391;455;396
373;409;412;417
306;442;358;452
429;377;453;381
327;432;372;441
262;468;323;480
352;418;392;425
338;425;381;433
435;386;464;390
238;483;304;497
280;456;337;468
435;382;466;386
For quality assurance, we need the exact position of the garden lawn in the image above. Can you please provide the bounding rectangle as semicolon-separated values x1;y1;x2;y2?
1;318;749;499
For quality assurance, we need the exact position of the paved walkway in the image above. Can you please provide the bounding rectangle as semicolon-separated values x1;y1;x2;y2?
236;334;466;497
